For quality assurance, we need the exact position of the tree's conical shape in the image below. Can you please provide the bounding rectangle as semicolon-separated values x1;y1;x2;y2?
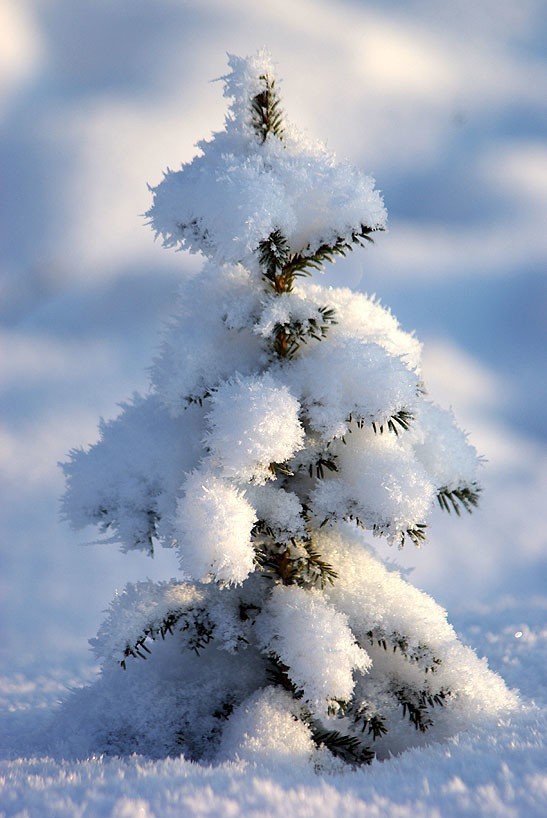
60;50;516;768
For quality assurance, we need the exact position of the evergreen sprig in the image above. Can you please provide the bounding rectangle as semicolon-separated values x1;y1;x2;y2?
270;305;337;359
308;452;339;480
437;483;481;516
258;229;292;291
255;536;338;588
327;509;427;549
258;225;381;294
366;629;442;674
344;408;414;436
393;686;450;733
251;74;285;143
268;460;294;478
309;726;375;766
120;606;215;669
266;654;304;697
400;524;427;547
371;409;414;436
285;225;379;280
266;657;375;765
342;701;389;739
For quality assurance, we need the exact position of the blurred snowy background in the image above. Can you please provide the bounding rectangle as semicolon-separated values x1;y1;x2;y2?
1;0;546;681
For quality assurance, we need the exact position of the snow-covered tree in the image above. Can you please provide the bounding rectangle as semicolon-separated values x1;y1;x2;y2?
61;51;515;768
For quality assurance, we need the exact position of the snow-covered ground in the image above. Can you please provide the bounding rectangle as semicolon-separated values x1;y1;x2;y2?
1;606;545;817
1;1;546;815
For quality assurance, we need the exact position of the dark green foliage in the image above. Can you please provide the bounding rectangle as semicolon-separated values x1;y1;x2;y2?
270;305;337;359
255;535;338;588
265;661;378;766
343;701;389;739
366;629;442;674
258;229;291;287
251;74;285;143
398;524;427;548
437;483;481;516
330;513;427;548
344;408;414;436
393;686;449;733
285;224;379;278
309;726;375;766
268;460;294;478
266;654;303;697
179;607;216;654
308;452;339;480
120;607;215;669
251;519;277;540
258;225;381;294
371;409;414;436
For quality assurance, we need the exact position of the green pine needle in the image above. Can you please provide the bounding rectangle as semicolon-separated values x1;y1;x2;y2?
437;484;481;516
366;628;443;674
251;75;285;143
393;685;450;733
269;305;337;359
255;536;338;589
308;453;339;480
120;607;215;669
258;226;382;294
310;726;375;765
371;409;414;436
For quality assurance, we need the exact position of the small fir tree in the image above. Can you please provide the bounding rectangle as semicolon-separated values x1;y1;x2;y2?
61;51;514;767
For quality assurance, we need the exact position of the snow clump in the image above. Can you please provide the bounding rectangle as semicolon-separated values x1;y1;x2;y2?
204;373;305;484
174;470;257;584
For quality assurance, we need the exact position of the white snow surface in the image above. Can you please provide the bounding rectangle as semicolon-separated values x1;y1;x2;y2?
91;579;207;667
412;401;481;491
150;262;265;414
1;654;545;818
61;394;205;552
244;483;306;541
